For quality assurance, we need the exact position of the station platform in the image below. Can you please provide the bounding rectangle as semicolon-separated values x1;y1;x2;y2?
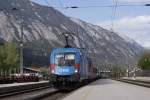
63;79;150;100
0;81;48;88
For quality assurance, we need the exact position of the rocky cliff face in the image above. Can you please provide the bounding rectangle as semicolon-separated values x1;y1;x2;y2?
0;0;143;66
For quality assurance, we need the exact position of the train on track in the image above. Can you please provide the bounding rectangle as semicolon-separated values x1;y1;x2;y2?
0;74;39;84
49;47;98;89
0;68;40;84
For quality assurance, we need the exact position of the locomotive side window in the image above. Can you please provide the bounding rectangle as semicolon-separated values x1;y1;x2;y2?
55;53;75;66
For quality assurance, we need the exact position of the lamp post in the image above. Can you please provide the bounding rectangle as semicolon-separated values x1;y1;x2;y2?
20;16;24;75
11;8;24;75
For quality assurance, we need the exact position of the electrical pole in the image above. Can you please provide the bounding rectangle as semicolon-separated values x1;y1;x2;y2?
5;7;24;75
20;16;24;75
12;8;24;75
127;65;129;77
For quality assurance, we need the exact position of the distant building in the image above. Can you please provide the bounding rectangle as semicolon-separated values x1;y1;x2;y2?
23;67;42;77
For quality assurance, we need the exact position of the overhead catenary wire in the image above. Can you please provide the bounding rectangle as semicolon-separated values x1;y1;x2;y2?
8;3;150;10
43;0;76;45
48;4;150;9
44;0;52;6
44;0;65;8
58;0;64;8
111;0;118;32
111;0;115;32
51;0;150;6
70;0;150;4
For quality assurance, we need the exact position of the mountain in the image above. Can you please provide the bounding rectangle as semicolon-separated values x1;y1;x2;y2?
0;0;143;67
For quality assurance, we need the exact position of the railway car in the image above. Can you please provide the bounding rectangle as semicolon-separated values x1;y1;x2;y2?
49;47;97;88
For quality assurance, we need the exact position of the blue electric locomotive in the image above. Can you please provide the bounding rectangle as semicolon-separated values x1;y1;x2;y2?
49;47;97;88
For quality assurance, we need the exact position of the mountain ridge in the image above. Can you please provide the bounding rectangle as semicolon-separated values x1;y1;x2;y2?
0;0;143;66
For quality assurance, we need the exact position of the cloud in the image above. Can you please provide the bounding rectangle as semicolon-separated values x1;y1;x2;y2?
98;15;150;48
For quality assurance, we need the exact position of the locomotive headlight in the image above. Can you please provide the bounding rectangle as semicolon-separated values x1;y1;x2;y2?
50;64;55;74
75;69;78;73
52;70;54;74
74;64;79;73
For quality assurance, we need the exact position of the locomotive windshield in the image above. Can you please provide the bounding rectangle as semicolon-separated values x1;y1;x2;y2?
55;53;75;66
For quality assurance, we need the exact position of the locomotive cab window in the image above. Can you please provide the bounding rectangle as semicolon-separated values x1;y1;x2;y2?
55;53;75;66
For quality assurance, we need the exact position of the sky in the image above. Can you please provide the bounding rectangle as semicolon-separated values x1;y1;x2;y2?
31;0;150;48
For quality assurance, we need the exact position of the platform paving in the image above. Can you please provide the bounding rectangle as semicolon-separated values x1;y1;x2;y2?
62;79;150;100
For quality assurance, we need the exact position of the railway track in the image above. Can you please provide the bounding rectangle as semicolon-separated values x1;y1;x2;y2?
1;88;59;100
1;79;98;100
0;81;51;99
41;80;98;100
117;78;150;88
0;85;50;98
39;90;72;100
0;85;76;100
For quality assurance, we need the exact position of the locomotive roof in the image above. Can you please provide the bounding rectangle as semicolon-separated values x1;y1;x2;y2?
51;48;81;54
